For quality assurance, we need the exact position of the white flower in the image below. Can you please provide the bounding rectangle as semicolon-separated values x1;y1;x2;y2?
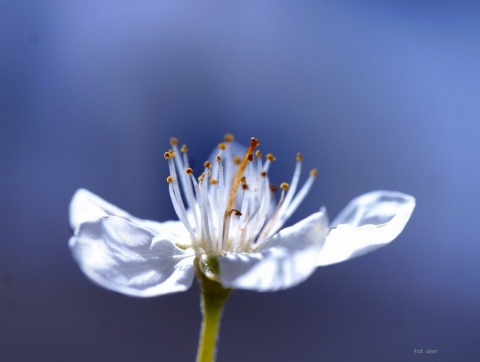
69;135;415;297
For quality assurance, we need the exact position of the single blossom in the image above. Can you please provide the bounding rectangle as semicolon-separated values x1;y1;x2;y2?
69;135;415;297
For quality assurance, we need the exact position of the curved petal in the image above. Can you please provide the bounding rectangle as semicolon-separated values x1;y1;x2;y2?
69;189;133;229
69;189;186;237
217;209;327;291
318;190;415;266
69;216;195;297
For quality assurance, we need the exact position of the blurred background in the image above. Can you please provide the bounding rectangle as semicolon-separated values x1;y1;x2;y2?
1;1;479;361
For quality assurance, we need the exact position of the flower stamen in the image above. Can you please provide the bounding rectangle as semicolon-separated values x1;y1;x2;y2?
257;182;289;243
169;139;199;228
166;174;199;251
164;134;317;256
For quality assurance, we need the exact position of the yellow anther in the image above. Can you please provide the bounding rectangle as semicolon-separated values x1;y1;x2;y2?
164;151;173;159
233;156;242;165
310;168;318;177
280;182;290;191
296;153;303;162
204;161;212;168
167;176;173;183
210;178;218;185
186;168;193;175
198;173;205;182
170;137;178;146
255;150;262;158
266;153;276;161
181;144;188;153
218;143;227;151
224;133;235;143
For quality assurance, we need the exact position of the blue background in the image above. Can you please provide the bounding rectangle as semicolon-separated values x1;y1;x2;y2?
1;1;479;361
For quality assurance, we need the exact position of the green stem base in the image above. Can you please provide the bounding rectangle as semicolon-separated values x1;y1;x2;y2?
195;259;231;362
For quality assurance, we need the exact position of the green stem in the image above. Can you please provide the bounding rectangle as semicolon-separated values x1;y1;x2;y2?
195;259;231;362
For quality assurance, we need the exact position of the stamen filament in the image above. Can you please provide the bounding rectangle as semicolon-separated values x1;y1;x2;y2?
276;154;302;220
179;146;201;228
258;182;289;242
202;167;218;253
269;169;318;237
167;178;199;250
217;158;226;250
282;170;317;223
165;154;199;246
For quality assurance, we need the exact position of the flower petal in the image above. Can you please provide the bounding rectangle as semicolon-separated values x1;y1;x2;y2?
317;190;415;266
69;216;195;297
217;210;328;291
69;188;185;237
69;189;131;229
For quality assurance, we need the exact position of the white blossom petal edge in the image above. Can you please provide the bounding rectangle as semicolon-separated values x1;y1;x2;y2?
318;191;415;266
69;135;415;297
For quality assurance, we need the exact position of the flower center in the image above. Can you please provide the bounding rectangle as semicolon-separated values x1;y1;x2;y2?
165;134;317;256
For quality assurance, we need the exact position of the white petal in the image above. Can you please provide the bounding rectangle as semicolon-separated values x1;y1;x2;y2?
69;189;131;229
69;188;185;237
69;216;195;297
218;209;327;291
318;190;415;266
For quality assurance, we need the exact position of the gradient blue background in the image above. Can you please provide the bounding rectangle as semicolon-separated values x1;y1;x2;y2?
1;1;479;361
